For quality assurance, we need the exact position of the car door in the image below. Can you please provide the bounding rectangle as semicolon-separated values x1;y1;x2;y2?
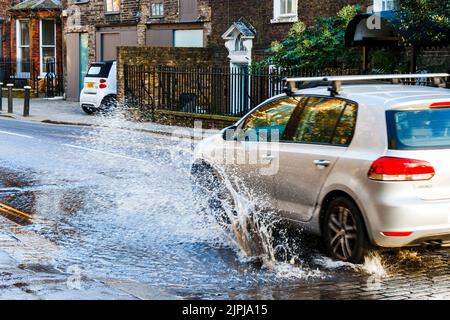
273;96;358;222
222;96;303;210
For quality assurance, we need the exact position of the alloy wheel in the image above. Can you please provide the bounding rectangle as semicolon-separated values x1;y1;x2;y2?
327;206;358;261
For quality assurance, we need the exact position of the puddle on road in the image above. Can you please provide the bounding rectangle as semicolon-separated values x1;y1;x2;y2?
0;113;448;299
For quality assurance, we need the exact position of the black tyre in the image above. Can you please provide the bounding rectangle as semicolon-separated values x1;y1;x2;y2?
191;162;235;227
82;106;96;115
323;196;370;263
100;95;117;112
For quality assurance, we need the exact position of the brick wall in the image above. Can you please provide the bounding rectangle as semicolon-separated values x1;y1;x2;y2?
64;0;140;64
0;0;10;59
418;46;450;73
209;0;372;65
116;45;216;101
140;0;212;47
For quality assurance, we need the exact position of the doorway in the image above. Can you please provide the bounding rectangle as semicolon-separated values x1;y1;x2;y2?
79;33;89;93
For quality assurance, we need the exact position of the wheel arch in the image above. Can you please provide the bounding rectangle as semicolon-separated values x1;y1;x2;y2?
318;190;373;244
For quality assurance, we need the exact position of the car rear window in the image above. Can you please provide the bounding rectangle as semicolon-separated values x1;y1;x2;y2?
387;108;450;150
85;62;113;78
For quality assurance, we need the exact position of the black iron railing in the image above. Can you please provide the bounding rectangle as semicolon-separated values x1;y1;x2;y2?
0;58;63;97
124;65;448;118
124;65;360;117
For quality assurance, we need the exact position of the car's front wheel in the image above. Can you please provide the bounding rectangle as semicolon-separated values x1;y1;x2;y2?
191;162;235;227
323;196;370;263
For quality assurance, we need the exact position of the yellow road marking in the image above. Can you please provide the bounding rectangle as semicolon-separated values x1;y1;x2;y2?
0;207;32;223
0;202;32;219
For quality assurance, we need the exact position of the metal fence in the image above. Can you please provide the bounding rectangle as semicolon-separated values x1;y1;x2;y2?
124;65;449;118
124;65;360;118
0;58;63;97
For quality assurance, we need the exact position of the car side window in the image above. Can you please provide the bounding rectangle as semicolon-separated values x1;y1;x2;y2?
332;103;358;146
287;97;358;146
240;97;302;141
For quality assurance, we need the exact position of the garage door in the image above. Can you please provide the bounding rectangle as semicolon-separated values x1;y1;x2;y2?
101;33;120;60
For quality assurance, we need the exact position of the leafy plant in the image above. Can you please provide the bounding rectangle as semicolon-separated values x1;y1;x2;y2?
396;0;450;45
259;5;362;70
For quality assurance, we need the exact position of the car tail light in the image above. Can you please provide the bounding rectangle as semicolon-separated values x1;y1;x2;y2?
99;79;107;83
99;83;107;89
382;232;413;237
368;157;435;181
430;102;450;108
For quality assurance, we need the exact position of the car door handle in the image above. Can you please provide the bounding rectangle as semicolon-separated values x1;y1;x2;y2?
262;155;275;161
314;160;331;167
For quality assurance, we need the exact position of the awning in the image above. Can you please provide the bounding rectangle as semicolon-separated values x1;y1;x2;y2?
345;11;450;48
9;0;62;11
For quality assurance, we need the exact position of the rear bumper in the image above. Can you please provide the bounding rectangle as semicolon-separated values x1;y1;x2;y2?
80;91;103;109
370;198;450;247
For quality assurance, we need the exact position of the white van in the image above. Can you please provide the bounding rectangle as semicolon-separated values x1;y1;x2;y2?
80;61;117;114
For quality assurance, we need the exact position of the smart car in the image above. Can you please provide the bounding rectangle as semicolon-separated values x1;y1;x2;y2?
80;61;117;114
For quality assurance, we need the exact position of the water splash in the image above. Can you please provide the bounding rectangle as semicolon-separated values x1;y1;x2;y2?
361;251;388;277
202;166;325;280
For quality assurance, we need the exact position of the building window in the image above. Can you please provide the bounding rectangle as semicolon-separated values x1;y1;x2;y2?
16;20;30;74
272;0;298;24
151;3;164;17
105;0;120;13
280;0;294;15
173;29;203;48
373;0;397;12
40;19;56;75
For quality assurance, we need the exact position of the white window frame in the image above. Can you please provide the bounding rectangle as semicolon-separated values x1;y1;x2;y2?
16;19;30;77
373;0;396;12
173;29;204;48
271;0;298;24
39;19;56;77
105;0;120;13
151;3;164;17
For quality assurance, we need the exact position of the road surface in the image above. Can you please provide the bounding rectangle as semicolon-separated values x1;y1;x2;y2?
0;117;448;300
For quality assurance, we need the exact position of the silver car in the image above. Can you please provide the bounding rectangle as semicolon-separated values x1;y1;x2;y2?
191;74;450;263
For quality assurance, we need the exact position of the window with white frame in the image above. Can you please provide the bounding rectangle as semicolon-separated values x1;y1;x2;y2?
373;0;397;12
16;20;30;75
40;19;56;75
272;0;298;23
105;0;120;13
151;3;164;16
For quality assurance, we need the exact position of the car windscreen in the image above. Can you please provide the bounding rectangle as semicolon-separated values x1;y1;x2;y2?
85;62;113;78
387;108;450;150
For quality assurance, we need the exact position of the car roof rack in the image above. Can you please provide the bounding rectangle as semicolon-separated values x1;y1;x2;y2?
283;73;450;97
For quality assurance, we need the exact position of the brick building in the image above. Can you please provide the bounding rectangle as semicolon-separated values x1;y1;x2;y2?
139;0;372;68
210;0;372;67
142;0;211;48
0;0;63;88
63;0;141;99
0;0;9;60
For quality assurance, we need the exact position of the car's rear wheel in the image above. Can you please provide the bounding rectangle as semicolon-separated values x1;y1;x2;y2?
323;197;369;263
100;95;117;112
82;106;96;115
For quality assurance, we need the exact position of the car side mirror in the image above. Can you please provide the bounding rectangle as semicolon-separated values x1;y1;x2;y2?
222;125;238;141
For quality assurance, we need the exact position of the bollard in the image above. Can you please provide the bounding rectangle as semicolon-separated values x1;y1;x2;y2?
0;82;3;111
23;86;31;117
7;84;13;114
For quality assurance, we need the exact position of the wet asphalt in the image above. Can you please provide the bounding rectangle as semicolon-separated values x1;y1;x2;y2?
0;117;448;300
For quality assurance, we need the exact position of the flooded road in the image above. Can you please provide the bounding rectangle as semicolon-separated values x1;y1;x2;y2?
0;117;449;300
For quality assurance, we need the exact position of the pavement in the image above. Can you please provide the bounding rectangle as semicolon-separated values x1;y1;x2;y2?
0;97;220;139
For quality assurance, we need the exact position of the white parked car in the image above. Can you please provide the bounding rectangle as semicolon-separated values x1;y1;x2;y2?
80;61;117;114
191;74;450;263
